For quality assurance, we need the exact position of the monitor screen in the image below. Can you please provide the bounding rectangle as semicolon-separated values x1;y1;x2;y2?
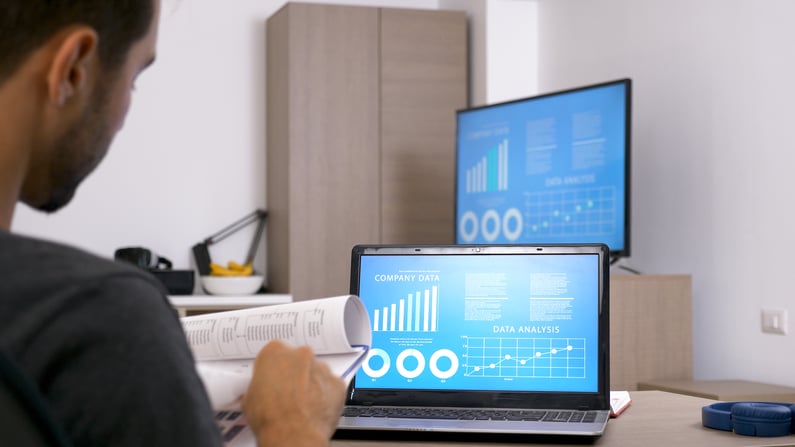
455;79;631;260
353;251;602;393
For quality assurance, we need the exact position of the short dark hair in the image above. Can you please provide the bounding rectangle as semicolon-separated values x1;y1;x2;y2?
0;0;154;83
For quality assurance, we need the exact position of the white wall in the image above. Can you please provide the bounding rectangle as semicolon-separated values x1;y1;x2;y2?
440;0;538;106
536;0;795;386
484;0;538;104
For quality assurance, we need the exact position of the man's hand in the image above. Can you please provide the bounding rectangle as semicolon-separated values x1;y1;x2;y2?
242;340;347;447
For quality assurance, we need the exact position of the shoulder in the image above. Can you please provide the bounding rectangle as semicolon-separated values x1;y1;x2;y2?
0;231;222;446
0;230;178;366
0;230;165;295
0;228;181;349
0;231;171;323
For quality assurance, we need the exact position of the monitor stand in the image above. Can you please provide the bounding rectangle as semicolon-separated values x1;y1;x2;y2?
610;257;642;275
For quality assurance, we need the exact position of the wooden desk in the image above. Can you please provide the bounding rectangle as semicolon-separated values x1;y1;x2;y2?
332;391;795;446
638;379;795;402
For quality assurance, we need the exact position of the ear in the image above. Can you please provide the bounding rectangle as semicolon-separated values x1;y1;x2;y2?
46;27;99;107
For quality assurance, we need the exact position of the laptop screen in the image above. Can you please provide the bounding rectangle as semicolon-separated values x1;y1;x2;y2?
348;244;609;408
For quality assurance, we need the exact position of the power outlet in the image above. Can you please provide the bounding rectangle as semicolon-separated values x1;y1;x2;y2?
761;308;788;335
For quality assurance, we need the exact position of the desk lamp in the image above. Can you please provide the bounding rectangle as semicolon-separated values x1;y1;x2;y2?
192;209;267;277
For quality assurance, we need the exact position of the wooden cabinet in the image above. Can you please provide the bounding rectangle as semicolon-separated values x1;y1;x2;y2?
610;274;693;390
266;3;468;300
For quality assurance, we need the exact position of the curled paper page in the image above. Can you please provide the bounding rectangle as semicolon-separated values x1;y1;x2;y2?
183;295;372;410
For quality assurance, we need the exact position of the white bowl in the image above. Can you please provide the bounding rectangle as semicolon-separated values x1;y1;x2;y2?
200;275;265;296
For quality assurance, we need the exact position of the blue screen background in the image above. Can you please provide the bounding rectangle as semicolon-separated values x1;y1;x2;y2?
455;82;628;251
353;254;600;393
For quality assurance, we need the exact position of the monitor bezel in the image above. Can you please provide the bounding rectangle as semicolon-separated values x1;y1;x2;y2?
346;243;611;410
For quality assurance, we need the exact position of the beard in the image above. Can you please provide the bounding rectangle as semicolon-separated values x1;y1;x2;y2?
35;80;116;213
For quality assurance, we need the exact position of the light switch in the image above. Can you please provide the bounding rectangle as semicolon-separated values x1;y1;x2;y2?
761;308;788;335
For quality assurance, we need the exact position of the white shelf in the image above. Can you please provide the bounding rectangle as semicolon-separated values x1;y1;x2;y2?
168;294;292;316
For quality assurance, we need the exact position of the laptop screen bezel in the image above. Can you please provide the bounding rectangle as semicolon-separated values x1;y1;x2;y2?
346;243;610;411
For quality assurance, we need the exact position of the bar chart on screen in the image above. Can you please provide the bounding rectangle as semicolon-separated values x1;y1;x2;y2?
463;138;509;194
371;285;440;333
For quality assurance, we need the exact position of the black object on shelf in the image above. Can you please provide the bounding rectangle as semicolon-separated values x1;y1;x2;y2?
149;270;195;295
114;246;195;295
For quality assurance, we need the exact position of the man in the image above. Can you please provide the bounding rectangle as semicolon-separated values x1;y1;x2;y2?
0;1;346;446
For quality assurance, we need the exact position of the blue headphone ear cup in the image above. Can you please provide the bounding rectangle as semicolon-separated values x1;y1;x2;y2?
731;402;792;437
702;402;735;431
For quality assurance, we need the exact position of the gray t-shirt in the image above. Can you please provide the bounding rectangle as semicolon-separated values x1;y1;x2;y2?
0;230;222;446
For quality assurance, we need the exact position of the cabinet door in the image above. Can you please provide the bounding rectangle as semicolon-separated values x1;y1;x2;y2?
267;3;381;299
609;274;693;390
379;8;468;244
267;5;469;300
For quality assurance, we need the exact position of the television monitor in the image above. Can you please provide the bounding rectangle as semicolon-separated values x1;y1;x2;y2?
455;79;631;261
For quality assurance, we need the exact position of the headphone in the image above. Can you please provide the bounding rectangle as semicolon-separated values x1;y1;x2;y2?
114;247;173;271
702;401;795;437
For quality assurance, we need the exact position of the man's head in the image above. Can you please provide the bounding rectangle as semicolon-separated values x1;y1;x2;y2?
0;0;159;215
0;1;156;84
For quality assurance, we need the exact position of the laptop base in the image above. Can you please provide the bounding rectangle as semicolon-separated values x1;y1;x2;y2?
334;426;603;444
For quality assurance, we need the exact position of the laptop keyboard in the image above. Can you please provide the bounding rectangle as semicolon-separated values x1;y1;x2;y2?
343;407;602;423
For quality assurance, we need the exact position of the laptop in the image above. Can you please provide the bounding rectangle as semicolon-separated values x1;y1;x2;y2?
336;243;610;438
